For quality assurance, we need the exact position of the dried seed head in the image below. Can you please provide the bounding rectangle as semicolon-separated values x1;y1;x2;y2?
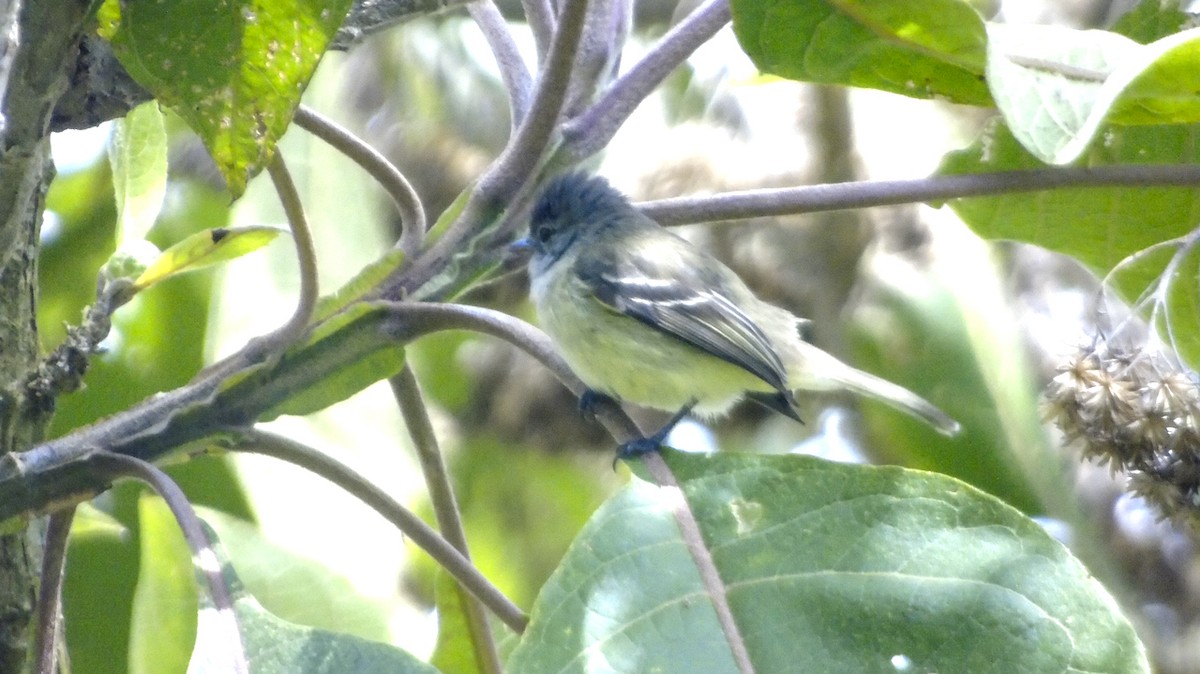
1044;339;1200;529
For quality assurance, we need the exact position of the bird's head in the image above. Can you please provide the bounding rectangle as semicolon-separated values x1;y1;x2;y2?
520;173;634;270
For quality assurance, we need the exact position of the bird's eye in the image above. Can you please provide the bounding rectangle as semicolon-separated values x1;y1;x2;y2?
533;223;554;244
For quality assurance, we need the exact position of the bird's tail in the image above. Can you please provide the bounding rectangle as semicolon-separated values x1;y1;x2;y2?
791;347;961;436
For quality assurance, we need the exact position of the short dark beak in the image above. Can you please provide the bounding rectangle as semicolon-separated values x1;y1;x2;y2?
504;237;534;269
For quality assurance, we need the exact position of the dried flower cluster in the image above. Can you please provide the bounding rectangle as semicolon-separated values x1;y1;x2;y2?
1043;340;1200;528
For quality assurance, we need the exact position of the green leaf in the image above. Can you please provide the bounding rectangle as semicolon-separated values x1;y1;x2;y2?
134;226;284;291
191;523;437;674
130;494;198;674
199;507;393;644
430;569;485;674
216;302;407;421
65;503;138;674
312;248;406;323
1109;29;1200;125
985;23;1200;164
507;451;1148;673
937;121;1200;285
99;0;354;196
730;0;991;104
938;119;1200;367
985;23;1139;164
1111;0;1196;44
109;101;168;246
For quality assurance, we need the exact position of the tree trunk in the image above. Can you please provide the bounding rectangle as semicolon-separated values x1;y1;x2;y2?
0;1;94;671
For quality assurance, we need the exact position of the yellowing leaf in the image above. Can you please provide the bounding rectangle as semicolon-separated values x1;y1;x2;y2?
134;226;284;290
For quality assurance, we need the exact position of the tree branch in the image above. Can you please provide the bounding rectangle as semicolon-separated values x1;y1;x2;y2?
330;0;474;49
521;0;556;64
85;452;248;674
560;0;628;120
468;0;534;126
561;0;730;161
231;428;530;633
390;366;503;672
264;153;320;350
388;0;592;299
636;164;1200;225
292;105;427;257
33;508;75;674
381;301;644;440
0;301;646;524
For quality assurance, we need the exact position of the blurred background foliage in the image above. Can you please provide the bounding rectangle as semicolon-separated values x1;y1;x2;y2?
42;0;1200;671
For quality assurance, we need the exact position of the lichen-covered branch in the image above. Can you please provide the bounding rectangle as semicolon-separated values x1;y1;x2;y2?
0;1;97;671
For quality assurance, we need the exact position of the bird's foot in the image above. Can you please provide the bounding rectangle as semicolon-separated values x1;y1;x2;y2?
579;389;618;423
615;401;696;465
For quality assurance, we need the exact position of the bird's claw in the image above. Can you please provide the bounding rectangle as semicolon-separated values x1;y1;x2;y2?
612;400;697;468
579;389;617;423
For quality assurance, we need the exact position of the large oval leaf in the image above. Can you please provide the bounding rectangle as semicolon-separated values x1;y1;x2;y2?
507;451;1147;673
731;0;990;105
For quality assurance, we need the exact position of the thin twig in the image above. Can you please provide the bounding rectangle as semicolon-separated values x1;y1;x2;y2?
389;0;592;298
265;153;321;349
231;428;529;633
390;366;504;672
293;105;427;257
381;301;643;442
0;300;642;522
86;452;248;674
642;452;755;674
481;0;589;192
636;164;1200;225
33;508;75;674
561;0;730;161
560;0;627;119
521;0;556;63
468;1;534;126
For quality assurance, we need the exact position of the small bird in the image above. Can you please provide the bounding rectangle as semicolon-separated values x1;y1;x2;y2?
520;173;960;455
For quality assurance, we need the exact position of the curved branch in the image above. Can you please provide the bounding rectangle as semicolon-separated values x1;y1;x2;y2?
33;508;75;674
382;301;644;442
561;0;629;119
231;428;529;633
561;0;730;161
636;164;1200;226
390;366;503;672
85;452;248;674
293;105;427;257
522;0;556;64
265;153;320;349
468;1;534;126
641;452;756;674
479;0;590;196
391;0;592;298
0;300;647;526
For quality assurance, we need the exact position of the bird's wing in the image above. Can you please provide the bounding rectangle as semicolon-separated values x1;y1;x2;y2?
575;244;790;394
